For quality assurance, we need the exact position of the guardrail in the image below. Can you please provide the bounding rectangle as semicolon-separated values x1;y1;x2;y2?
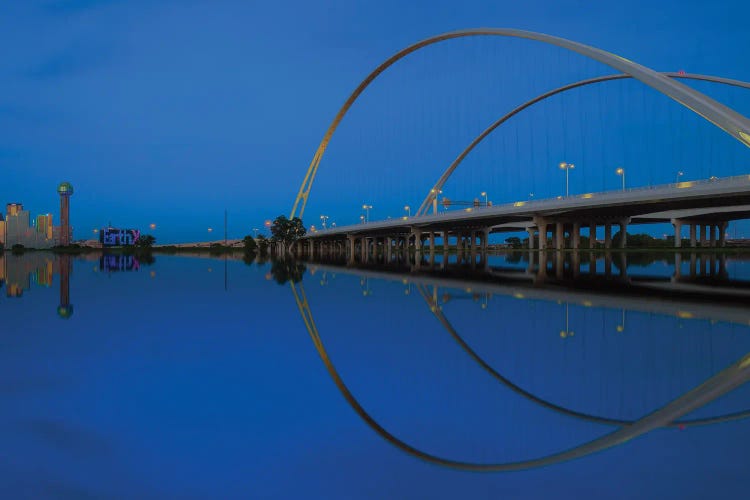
310;173;750;234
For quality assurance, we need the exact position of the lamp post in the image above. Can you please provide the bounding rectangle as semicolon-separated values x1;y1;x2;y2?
253;228;259;238
480;191;488;207
430;189;443;214
559;162;575;197
360;215;365;224
615;167;625;191
362;204;372;222
404;205;410;217
320;214;329;229
676;170;684;184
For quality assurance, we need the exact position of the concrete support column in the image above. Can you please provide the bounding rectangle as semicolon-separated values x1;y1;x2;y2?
718;222;728;247
671;219;682;248
412;229;422;252
689;224;697;248
527;228;535;249
572;222;581;250
481;228;490;254
589;222;596;249
699;225;707;247
429;232;435;253
470;230;477;255
533;217;548;250
709;224;717;247
555;222;564;250
618;218;630;249
604;223;612;249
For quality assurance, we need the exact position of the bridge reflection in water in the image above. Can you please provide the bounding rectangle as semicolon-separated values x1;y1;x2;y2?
290;251;750;471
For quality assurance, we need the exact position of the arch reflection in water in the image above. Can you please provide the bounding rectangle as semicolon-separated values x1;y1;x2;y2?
290;256;750;471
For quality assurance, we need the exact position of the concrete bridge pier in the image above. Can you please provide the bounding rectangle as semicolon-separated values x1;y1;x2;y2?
604;223;612;249
572;222;581;250
618;218;630;248
589;222;596;249
718;222;728;247
527;227;535;249
533;217;548;250
555;222;564;251
699;225;707;247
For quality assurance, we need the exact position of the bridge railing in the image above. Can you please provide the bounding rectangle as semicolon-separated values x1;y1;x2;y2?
310;173;750;233
451;173;750;212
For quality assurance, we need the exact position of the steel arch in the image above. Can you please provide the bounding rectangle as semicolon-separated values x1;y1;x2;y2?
292;28;750;221
416;72;750;215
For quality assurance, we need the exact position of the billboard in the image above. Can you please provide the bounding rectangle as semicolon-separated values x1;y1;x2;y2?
99;227;140;247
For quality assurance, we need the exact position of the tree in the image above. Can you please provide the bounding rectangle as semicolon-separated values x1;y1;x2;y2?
505;236;522;248
243;235;258;253
135;234;156;248
256;235;269;255
270;215;306;244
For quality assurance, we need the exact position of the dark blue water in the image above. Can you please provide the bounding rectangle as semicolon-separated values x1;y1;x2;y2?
2;251;750;499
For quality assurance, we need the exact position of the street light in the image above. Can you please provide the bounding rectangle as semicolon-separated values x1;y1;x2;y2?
404;205;410;217
676;170;684;184
149;223;157;230
362;204;372;222
208;227;213;233
615;167;625;191
320;214;329;229
430;188;443;213
360;215;365;224
252;228;259;238
559;162;575;197
529;192;535;200
480;191;488;207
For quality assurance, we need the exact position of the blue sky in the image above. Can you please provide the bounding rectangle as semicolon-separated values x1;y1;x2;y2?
2;0;750;242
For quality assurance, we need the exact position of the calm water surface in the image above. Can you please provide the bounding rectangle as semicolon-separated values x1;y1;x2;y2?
2;251;750;499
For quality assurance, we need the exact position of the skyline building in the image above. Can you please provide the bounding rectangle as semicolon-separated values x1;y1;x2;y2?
6;203;23;217
2;183;73;249
58;182;74;246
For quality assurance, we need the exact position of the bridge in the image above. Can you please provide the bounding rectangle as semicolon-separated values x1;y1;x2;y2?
277;28;750;260
301;174;750;258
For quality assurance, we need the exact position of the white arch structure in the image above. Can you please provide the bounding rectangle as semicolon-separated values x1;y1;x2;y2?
415;72;750;216
291;28;750;221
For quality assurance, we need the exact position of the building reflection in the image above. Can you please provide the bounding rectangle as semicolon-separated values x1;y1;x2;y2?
0;253;147;319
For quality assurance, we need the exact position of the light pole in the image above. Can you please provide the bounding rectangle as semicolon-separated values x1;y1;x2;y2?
529;192;534;200
320;214;329;229
430;189;443;214
559;162;575;197
362;204;372;222
615;167;625;191
676;170;684;184
404;205;410;217
253;228;259;238
360;215;365;224
480;191;488;207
